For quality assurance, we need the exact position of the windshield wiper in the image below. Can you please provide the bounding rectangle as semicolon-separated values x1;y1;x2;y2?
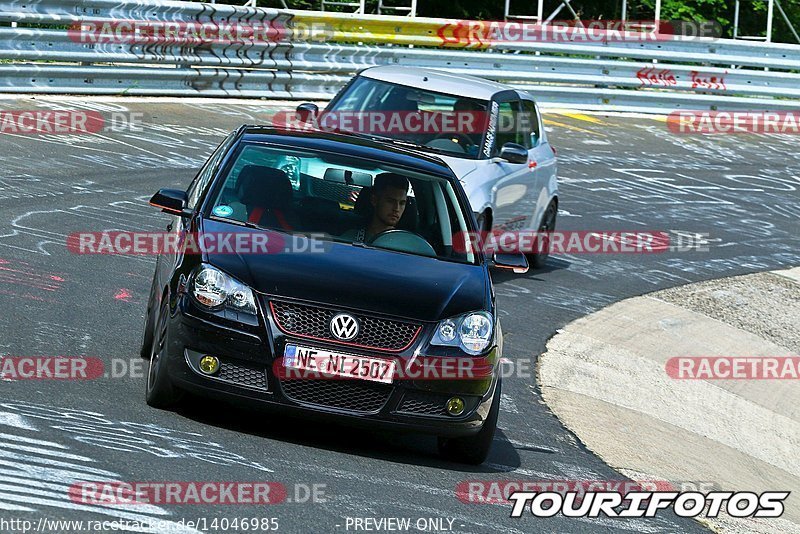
355;132;424;149
208;216;264;230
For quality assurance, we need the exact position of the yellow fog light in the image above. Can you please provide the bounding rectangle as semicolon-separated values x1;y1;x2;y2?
446;397;465;416
199;355;220;375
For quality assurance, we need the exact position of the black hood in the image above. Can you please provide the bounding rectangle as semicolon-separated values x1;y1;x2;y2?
201;219;489;322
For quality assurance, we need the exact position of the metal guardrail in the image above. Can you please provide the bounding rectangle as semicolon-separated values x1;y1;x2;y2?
4;29;800;100
1;0;799;111
0;64;348;98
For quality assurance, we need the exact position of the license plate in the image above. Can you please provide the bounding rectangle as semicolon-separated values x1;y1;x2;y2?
283;344;395;384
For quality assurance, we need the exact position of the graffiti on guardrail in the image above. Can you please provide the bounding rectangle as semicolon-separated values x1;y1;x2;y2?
689;70;728;91
636;68;677;87
636;68;729;90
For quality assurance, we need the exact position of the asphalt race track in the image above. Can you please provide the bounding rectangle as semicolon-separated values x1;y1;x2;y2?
1;98;798;534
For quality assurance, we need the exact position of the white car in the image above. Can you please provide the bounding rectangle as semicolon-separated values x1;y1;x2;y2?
296;66;559;267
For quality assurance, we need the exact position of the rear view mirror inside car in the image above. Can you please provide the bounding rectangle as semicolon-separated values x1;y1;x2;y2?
323;168;373;186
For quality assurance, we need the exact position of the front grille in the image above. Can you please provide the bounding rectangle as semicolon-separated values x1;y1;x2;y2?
270;300;421;352
217;362;268;390
280;379;391;413
397;391;449;416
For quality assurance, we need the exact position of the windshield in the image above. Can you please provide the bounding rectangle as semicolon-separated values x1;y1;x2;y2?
207;142;478;264
326;76;489;159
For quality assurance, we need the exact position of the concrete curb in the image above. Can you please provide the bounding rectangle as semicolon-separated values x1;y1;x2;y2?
538;267;800;533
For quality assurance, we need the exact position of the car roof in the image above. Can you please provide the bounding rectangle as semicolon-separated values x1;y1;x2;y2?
359;66;517;101
239;126;458;179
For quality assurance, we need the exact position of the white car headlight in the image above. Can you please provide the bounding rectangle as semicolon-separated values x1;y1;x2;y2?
192;265;257;315
459;313;493;353
432;311;494;355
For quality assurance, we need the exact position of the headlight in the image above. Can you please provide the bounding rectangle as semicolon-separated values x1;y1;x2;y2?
459;313;493;353
192;265;257;315
431;311;493;355
439;319;457;342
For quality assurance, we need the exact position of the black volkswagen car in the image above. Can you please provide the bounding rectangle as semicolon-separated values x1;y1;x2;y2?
140;126;528;464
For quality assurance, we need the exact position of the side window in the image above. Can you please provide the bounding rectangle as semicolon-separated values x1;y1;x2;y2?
492;100;524;155
186;132;235;209
521;100;541;148
335;77;393;112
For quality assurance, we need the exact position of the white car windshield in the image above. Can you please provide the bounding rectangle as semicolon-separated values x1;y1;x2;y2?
208;143;478;264
325;77;489;159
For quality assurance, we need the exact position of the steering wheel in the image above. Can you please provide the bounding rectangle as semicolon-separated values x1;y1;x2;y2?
369;229;437;258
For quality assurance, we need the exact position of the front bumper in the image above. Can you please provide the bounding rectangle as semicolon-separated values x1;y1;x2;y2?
163;295;499;438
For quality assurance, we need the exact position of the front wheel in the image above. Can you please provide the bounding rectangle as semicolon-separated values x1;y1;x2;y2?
139;270;158;359
437;379;501;465
146;298;182;409
527;202;557;269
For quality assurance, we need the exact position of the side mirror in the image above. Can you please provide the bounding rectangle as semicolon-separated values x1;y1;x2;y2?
492;252;529;274
149;188;189;216
498;142;528;164
296;102;319;124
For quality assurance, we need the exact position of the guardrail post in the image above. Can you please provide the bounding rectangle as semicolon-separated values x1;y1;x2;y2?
766;0;775;42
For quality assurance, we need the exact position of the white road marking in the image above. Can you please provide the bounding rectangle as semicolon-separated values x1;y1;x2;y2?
0;412;37;431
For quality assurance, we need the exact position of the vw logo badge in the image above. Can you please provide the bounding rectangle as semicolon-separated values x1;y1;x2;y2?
330;313;359;341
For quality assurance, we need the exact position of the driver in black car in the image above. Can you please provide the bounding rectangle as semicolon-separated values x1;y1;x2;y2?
342;172;409;243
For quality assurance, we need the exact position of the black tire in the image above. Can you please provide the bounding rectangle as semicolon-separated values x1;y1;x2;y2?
139;271;158;359
146;298;182;409
437;379;501;465
527;202;557;269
